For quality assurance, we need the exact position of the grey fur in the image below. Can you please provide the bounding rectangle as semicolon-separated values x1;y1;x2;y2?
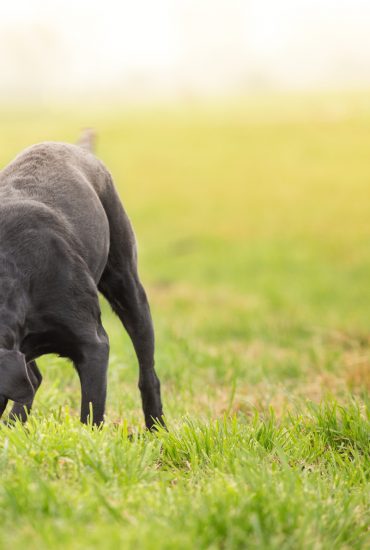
0;137;164;428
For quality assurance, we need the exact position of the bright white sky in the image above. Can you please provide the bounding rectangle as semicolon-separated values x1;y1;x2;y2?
0;0;370;101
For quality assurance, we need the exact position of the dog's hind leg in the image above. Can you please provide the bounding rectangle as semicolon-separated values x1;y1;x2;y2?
74;323;110;426
99;266;164;430
8;360;43;422
96;175;164;430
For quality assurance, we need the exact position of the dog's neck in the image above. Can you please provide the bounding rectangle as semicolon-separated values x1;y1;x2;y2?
0;254;28;350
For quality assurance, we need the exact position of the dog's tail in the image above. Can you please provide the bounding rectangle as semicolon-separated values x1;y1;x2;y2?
76;128;96;153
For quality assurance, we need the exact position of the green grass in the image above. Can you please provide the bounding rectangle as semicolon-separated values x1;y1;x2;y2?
0;93;369;549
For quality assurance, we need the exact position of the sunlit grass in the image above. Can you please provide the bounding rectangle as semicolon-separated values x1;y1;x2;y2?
0;93;369;548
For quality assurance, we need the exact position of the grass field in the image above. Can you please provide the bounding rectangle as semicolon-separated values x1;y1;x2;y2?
0;94;369;549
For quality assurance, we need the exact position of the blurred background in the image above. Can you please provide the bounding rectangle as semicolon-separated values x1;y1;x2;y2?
1;0;370;102
0;0;370;102
0;1;369;419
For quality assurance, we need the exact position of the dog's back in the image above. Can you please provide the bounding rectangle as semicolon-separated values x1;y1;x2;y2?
0;142;111;281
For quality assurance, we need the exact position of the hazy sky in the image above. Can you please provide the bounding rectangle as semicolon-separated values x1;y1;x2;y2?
0;0;370;101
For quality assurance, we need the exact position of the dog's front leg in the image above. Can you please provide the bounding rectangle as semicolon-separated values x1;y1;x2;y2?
75;326;109;426
8;360;43;422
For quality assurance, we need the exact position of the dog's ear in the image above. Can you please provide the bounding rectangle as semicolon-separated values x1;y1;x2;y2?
0;350;34;404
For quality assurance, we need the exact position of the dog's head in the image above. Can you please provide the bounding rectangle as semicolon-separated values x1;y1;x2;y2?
0;350;35;404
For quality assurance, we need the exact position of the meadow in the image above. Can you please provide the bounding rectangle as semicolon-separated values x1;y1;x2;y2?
0;93;369;549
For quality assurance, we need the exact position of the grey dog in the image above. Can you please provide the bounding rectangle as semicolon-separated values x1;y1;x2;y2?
0;132;164;429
